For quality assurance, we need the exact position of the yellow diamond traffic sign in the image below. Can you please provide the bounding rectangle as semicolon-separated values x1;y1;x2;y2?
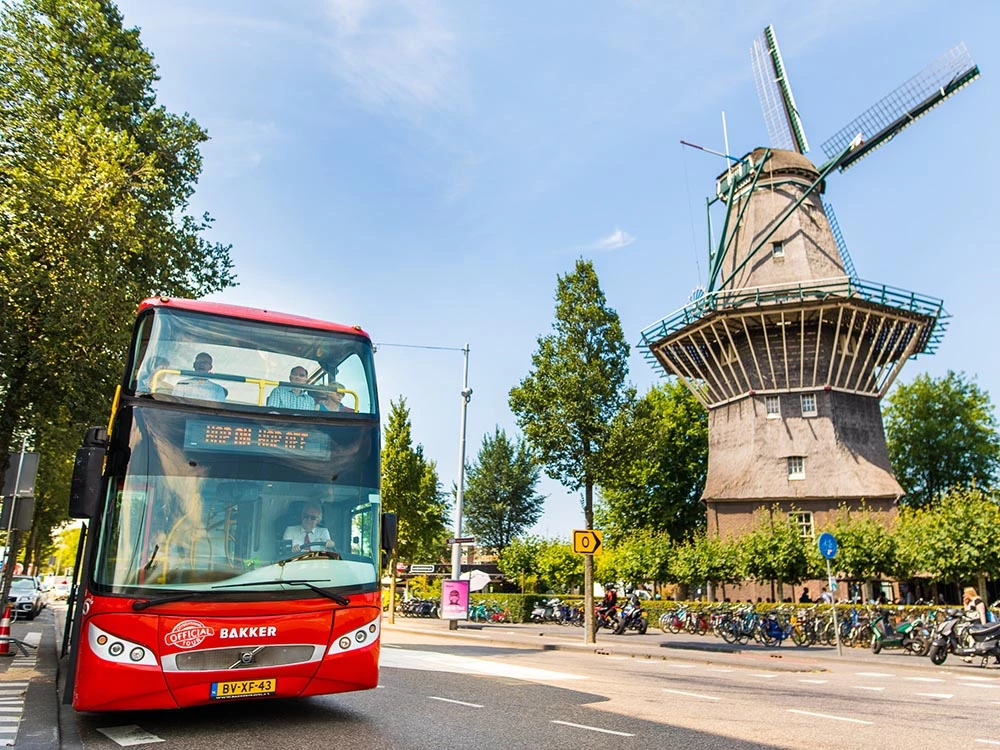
572;529;603;555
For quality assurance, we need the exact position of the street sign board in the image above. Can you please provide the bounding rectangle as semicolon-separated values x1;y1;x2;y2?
3;452;38;497
572;529;603;555
817;532;838;560
447;537;475;545
408;564;436;574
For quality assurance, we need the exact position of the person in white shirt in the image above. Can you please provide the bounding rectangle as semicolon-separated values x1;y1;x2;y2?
283;503;339;556
173;352;227;401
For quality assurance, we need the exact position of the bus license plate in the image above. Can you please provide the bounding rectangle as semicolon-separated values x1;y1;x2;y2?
210;678;276;699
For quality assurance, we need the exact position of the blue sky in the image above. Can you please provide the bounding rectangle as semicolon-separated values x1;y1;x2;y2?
116;0;999;539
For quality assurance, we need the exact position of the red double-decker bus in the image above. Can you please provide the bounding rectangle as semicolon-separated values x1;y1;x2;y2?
63;297;395;711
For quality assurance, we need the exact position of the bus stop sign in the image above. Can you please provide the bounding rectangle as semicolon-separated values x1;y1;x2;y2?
817;532;838;560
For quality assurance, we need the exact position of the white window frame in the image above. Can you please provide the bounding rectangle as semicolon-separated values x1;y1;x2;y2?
765;395;780;418
801;393;817;417
772;241;785;259
787;455;805;479
789;511;814;539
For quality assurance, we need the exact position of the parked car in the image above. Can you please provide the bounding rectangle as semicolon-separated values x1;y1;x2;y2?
8;576;44;620
53;580;71;600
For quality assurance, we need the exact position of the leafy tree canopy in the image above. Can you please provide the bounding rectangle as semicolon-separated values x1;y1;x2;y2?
0;0;235;558
380;398;449;564
509;259;631;522
821;504;896;582
462;427;545;555
597;380;707;543
497;535;545;593
596;528;673;586
535;539;583;594
884;371;1000;508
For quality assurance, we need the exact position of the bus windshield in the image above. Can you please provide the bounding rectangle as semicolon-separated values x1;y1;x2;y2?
128;307;376;416
94;406;381;596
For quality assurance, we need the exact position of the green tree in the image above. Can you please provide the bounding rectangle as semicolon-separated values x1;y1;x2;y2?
894;486;1000;593
509;259;630;640
497;535;545;593
595;529;673;587
884;371;1000;508
668;532;742;600
462;427;545;555
739;508;811;600
822;505;897;586
0;0;234;588
381;398;449;620
597;380;708;543
536;539;583;594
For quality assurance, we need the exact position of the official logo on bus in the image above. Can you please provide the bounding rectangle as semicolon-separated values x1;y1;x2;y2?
165;619;215;649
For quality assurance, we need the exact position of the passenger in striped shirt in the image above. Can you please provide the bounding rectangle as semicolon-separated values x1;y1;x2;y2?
266;365;315;410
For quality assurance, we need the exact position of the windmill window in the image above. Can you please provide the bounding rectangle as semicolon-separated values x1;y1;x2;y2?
787;456;805;479
801;393;817;417
765;395;780;418
839;332;858;356
789;511;814;539
772;241;785;259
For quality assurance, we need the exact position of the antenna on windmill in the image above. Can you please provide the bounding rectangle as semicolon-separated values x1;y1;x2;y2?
751;25;809;154
820;42;980;172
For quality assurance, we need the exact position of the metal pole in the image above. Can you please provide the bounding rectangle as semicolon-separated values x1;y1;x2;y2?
827;558;843;657
0;438;28;617
449;345;471;631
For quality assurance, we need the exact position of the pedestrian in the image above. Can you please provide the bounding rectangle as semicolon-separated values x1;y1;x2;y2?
798;587;811;604
964;587;988;625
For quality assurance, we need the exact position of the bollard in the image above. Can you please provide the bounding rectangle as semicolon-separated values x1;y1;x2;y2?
0;606;10;656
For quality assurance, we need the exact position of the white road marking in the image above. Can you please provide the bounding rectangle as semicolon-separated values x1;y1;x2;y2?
748;672;777;679
853;686;885;691
975;740;1000;746
905;677;945;682
855;672;893;677
551;720;635;737
665;663;696;669
799;679;828;684
95;725;165;746
428;696;484;708
787;709;872;725
916;693;953;699
957;675;994;682
380;648;584;682
966;683;1000;690
705;667;734;673
662;688;720;701
22;633;40;647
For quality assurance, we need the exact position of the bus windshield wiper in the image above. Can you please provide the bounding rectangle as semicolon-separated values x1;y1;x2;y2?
213;578;350;605
275;550;341;565
132;578;350;610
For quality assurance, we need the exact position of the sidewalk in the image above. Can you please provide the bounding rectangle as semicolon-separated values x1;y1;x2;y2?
0;606;60;749
382;614;971;675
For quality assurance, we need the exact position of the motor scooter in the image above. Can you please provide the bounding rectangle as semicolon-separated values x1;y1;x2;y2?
870;609;931;655
927;609;1000;666
613;593;648;635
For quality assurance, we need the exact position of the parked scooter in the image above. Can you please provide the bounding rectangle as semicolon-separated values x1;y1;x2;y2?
927;608;1000;666
530;597;563;623
614;592;648;635
870;609;931;656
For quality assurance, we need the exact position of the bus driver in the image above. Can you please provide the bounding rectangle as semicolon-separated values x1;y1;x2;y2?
283;503;339;557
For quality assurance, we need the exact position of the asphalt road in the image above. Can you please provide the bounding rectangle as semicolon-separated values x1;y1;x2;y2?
57;619;1000;750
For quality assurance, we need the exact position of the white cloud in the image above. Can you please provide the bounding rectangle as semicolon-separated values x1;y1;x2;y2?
590;228;636;252
321;0;459;118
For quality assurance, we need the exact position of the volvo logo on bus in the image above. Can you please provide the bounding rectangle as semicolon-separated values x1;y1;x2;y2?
165;619;215;649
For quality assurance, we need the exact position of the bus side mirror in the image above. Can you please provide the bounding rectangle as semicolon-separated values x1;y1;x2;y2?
69;427;108;519
381;512;398;555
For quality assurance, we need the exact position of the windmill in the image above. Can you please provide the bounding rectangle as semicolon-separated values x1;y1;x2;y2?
638;26;980;594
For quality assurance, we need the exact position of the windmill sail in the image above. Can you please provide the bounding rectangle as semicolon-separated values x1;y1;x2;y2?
751;25;809;154
821;43;980;171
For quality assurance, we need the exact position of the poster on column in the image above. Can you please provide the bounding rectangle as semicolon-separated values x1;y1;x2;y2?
440;579;470;620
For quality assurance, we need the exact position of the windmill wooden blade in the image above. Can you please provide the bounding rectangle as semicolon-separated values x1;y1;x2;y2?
821;43;980;171
751;25;809;154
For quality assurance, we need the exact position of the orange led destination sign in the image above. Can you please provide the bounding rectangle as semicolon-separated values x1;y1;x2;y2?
184;419;331;460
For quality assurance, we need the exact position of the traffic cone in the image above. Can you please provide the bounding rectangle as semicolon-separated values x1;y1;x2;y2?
0;606;10;656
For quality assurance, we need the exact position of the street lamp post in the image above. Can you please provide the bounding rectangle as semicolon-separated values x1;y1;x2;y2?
449;344;471;631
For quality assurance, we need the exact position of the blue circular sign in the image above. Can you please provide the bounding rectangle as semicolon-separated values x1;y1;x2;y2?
817;532;838;560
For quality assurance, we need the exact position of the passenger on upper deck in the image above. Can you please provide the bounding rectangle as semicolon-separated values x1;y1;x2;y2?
172;352;228;401
137;356;174;394
266;366;315;410
311;382;353;413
